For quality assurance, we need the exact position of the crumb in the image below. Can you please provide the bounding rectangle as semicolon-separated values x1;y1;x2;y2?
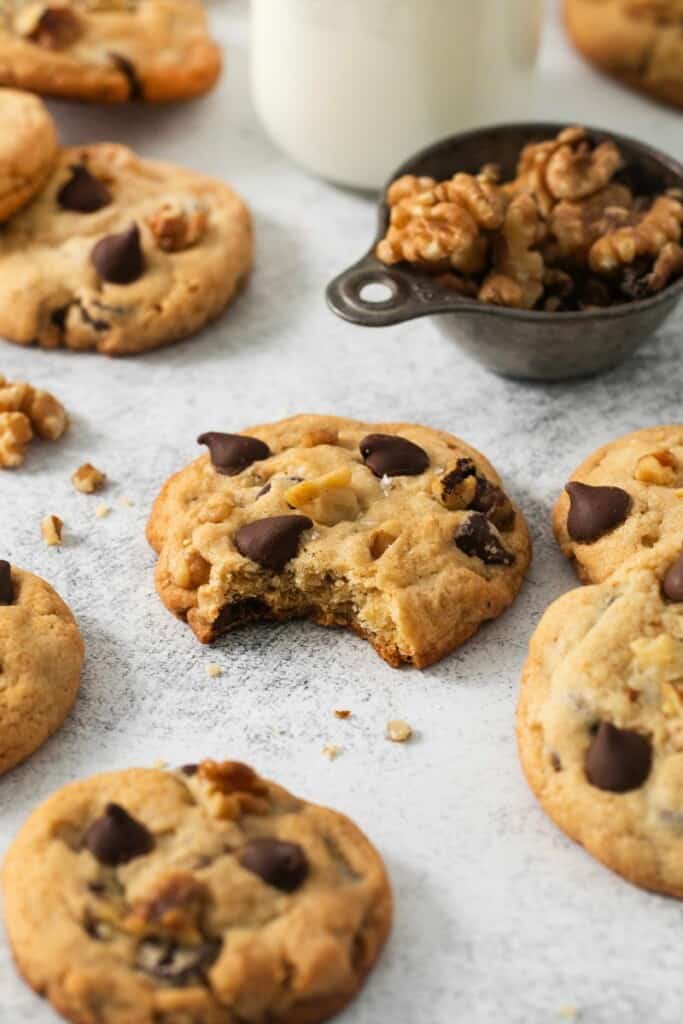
119;496;134;507
558;1007;579;1021
41;514;63;546
386;719;413;743
152;759;168;770
95;504;110;518
322;743;342;760
72;463;106;494
334;710;352;719
206;663;222;678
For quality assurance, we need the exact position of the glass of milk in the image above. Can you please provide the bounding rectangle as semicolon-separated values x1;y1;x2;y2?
250;0;545;191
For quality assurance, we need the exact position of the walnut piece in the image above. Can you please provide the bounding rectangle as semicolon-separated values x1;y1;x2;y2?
479;194;546;310
0;413;32;468
125;874;209;944
386;719;413;743
376;172;504;275
634;449;679;485
0;374;67;467
194;760;270;820
589;195;683;272
14;2;82;49
549;184;634;265
146;200;208;253
285;468;359;526
72;463;107;494
41;514;63;546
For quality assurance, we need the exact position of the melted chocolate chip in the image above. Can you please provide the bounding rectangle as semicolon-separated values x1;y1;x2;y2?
550;752;562;772
180;764;198;776
238;838;309;892
454;512;515;565
662;549;683;601
197;432;271;476
234;515;312;571
565;481;631;543
135;938;220;984
110;52;143;99
91;224;144;285
0;560;13;605
85;803;154;866
57;165;112;213
471;476;516;531
359;434;429;478
585;722;652;793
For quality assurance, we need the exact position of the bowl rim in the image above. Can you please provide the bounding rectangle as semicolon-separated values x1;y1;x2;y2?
369;119;683;323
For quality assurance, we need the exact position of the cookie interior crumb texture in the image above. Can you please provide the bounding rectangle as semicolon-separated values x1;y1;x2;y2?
147;415;531;669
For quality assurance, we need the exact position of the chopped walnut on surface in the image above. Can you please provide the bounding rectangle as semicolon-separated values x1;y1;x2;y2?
376;126;683;311
72;463;107;494
0;375;68;468
41;514;63;546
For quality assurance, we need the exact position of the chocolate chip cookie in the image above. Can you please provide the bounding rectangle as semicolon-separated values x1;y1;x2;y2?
2;759;392;1024
554;426;683;584
0;0;221;103
0;143;252;355
565;0;683;110
0;561;84;774
517;552;683;896
0;87;57;221
147;414;531;668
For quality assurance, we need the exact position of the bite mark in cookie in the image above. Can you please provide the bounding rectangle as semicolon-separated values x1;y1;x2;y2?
147;415;531;668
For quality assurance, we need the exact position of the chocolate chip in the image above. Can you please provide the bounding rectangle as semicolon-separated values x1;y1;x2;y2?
110;52;143;99
238;838;309;892
662;549;683;601
550;752;562;772
197;432;271;476
565;481;631;543
135;938;220;984
234;515;312;571
0;560;13;605
454;512;515;566
85;803;154;866
91;224;145;285
360;434;429;478
472;476;516;531
57;165;112;213
180;764;198;776
585;722;652;793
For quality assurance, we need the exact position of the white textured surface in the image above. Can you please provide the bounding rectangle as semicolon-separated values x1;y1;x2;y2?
2;3;683;1022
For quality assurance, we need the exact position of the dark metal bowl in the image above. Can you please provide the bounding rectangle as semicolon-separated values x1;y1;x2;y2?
326;122;683;381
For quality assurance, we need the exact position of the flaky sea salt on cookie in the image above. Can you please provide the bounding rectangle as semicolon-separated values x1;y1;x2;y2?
147;414;531;668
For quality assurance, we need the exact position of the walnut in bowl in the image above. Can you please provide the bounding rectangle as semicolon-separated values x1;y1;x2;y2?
327;123;683;381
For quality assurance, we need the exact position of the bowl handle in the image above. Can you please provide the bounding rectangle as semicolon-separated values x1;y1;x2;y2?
326;258;474;327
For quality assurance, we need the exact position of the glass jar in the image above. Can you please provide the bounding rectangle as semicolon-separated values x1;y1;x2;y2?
250;0;545;191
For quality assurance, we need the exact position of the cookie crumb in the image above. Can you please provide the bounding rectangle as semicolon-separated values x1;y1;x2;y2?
206;663;222;678
95;504;110;518
558;1007;579;1021
119;496;134;507
386;719;413;743
334;709;352;719
152;759;168;770
322;744;343;760
41;514;63;546
72;463;106;494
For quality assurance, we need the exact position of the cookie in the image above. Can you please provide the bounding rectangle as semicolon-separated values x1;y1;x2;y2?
0;87;57;221
0;0;221;103
517;551;683;897
0;143;252;355
2;759;392;1024
554;425;683;584
565;0;683;110
147;414;531;668
0;561;84;774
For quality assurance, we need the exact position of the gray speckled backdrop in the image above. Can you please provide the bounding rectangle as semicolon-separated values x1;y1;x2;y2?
2;3;683;1022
